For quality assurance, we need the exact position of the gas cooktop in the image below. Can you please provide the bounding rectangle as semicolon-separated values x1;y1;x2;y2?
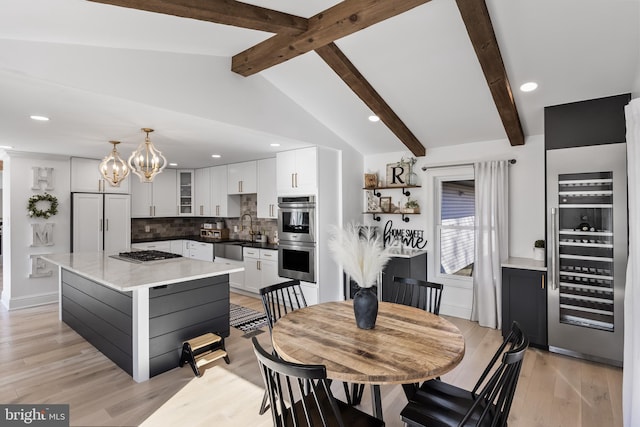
111;250;182;263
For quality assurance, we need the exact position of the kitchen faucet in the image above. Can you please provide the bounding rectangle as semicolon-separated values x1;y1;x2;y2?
240;213;255;242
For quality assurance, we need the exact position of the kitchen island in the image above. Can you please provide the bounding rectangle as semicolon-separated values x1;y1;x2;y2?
42;252;244;382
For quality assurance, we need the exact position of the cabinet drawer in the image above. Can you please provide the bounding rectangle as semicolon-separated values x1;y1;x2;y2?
243;247;260;258
260;249;278;260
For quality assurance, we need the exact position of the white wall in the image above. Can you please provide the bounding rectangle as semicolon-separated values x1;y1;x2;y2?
1;153;71;310
364;135;545;257
363;135;545;317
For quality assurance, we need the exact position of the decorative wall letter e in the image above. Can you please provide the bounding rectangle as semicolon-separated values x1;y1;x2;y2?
31;223;54;246
29;255;53;278
31;167;54;191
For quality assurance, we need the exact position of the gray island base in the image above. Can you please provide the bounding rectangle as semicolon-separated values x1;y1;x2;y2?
42;252;244;382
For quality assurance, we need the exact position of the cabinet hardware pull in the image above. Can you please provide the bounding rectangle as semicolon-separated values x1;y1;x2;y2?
541;274;545;289
295;173;298;188
106;219;109;231
550;208;558;290
258;260;261;270
153;206;156;216
149;206;153;217
291;173;295;188
99;219;102;232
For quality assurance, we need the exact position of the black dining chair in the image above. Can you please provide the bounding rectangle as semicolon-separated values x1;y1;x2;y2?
391;276;443;315
400;321;529;427
252;337;385;427
257;280;307;415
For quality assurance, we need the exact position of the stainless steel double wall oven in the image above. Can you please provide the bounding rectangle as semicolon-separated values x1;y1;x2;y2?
277;195;316;283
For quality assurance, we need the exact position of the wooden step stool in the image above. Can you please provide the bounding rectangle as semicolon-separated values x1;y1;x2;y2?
179;332;230;377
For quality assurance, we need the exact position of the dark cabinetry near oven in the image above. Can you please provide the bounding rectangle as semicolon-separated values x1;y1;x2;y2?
502;267;548;348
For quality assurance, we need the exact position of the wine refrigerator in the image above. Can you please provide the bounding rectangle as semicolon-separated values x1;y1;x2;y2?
546;143;627;366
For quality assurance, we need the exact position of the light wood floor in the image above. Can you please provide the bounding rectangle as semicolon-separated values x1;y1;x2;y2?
0;292;622;427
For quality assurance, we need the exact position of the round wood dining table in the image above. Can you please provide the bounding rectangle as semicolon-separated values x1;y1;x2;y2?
271;300;465;420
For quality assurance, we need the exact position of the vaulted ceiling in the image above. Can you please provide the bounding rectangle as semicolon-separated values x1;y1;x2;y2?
0;0;638;168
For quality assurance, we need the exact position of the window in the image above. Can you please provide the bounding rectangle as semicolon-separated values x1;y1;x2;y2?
439;180;475;277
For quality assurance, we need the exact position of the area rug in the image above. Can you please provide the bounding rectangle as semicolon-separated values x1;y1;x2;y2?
229;303;269;335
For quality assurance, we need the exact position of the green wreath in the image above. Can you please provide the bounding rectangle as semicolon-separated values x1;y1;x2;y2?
27;193;59;219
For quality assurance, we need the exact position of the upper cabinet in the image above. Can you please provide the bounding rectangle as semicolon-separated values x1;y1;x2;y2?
177;170;194;216
227;161;257;195
277;147;317;195
257;158;277;219
194;167;211;217
71;157;130;194
130;169;177;217
211;165;240;217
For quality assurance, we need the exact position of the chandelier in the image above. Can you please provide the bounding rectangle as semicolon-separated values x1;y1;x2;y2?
128;128;167;183
99;140;129;187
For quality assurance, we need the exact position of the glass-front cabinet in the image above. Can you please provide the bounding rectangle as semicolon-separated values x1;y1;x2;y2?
178;170;194;216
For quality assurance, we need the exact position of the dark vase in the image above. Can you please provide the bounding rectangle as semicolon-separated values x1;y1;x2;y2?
353;287;378;329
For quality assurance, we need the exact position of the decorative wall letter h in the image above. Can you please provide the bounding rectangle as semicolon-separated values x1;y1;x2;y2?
31;167;54;191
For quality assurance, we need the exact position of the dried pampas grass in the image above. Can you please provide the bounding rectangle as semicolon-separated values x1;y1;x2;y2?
328;223;391;288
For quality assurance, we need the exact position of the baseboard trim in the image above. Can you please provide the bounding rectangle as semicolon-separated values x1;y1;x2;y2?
5;292;58;310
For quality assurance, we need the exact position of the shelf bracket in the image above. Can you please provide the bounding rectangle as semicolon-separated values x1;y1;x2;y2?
402;189;411;197
371;213;381;222
401;214;410;223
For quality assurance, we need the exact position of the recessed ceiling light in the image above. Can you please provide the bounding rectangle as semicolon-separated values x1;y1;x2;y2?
169;162;178;167
30;115;50;121
519;82;538;92
0;145;13;149
368;115;380;122
211;154;221;158
270;143;280;147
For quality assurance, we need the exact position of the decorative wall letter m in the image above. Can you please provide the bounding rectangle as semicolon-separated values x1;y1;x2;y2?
31;223;54;246
32;167;54;191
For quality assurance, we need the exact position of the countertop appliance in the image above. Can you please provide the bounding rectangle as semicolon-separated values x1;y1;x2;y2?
112;250;182;263
546;143;627;366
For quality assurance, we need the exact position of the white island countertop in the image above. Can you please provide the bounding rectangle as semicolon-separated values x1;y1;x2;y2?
42;252;244;292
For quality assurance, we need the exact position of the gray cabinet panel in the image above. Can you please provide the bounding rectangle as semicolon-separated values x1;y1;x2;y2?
62;270;132;316
149;275;226;298
62;283;131;334
62;308;133;375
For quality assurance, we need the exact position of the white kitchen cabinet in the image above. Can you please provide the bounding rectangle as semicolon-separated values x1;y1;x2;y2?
177;170;194;216
210;165;240;217
170;240;184;255
227;161;257;195
243;248;282;294
257;158;277;219
130;169;178;217
276;147;317;195
300;283;318;306
131;241;171;252
184;240;213;261
71;157;130;194
215;257;245;290
72;193;131;254
194;167;211;217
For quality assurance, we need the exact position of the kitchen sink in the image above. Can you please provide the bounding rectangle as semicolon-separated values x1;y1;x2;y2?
214;242;244;261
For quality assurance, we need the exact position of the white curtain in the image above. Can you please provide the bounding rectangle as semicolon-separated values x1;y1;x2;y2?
624;99;640;427
471;160;509;329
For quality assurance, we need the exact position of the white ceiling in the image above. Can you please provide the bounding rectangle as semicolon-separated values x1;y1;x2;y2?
0;0;638;168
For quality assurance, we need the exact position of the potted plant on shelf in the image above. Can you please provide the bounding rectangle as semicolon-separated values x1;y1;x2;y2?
328;223;391;329
402;198;420;214
533;239;545;261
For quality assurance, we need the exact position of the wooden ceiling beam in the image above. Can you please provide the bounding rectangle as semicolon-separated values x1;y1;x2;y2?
232;0;431;77
455;0;524;146
316;43;425;157
86;0;309;34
